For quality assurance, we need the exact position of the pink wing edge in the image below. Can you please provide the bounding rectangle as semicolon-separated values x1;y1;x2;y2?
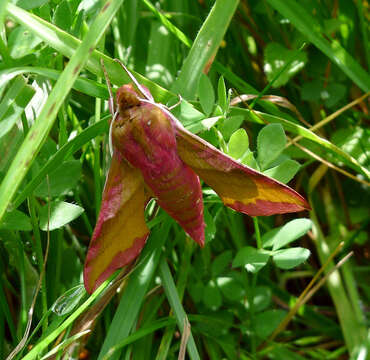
155;103;311;215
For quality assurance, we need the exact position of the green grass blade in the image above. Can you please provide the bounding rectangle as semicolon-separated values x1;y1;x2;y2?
230;107;370;179
5;5;172;103
0;67;109;99
266;0;370;92
141;0;192;48
101;318;176;360
0;0;10;66
0;1;123;223
159;259;200;360
0;277;17;344
13;120;108;208
171;0;239;99
21;278;110;360
97;220;172;360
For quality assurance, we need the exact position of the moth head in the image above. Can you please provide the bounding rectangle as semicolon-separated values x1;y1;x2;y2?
116;84;141;111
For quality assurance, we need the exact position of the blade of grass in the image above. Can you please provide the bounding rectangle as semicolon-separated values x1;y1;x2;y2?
0;276;17;344
265;242;345;345
138;5;317;128
356;0;370;71
97;219;172;360
13;120;107;208
28;197;48;332
0;0;10;67
266;0;370;92
230;107;370;180
101;318;176;360
0;1;123;224
155;239;194;360
171;0;239;99
292;141;369;187
40;329;91;360
21;275;112;360
7;186;52;360
0;67;109;100
309;200;364;353
287;92;370;146
159;258;200;360
141;0;192;48
5;4;171;103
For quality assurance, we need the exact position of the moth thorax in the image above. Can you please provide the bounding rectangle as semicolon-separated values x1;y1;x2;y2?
116;84;141;111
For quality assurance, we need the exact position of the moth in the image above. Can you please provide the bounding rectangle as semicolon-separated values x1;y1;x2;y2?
83;60;310;293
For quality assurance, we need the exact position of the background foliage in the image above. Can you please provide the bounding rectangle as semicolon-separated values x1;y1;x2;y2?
0;0;369;359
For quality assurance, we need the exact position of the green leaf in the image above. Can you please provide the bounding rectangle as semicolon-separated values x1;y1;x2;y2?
204;206;216;244
0;209;31;231
232;246;270;273
257;123;286;170
211;250;232;277
203;280;222;310
216;276;246;301
240;149;258;169
15;0;49;10
255;309;287;339
53;0;73;32
171;99;205;133
301;80;322;102
0;126;23;176
201;116;221;131
331;127;370;167
0;76;35;139
227;128;250;160
217;76;227;112
188;281;204;304
39;201;84;231
321;83;346;108
269;346;307;360
34;160;82;197
263;159;301;184
264;43;307;87
252;286;272;312
194;312;234;338
198;73;215;116
220;115;244;141
273;247;311;269
262;218;312;250
8;25;43;58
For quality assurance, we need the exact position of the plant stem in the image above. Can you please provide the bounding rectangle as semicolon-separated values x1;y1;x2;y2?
27;197;48;332
253;217;262;249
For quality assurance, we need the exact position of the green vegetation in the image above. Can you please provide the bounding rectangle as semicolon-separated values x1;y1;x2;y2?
0;0;369;359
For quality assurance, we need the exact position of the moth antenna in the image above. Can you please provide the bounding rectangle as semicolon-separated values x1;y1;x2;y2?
114;59;152;101
100;59;116;117
108;110;118;157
